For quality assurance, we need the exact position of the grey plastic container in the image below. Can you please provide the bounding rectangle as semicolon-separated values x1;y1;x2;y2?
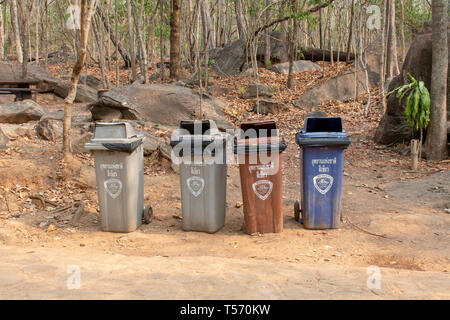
170;120;227;233
85;122;144;233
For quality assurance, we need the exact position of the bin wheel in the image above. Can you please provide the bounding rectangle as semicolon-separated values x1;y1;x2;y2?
143;205;153;224
294;201;300;222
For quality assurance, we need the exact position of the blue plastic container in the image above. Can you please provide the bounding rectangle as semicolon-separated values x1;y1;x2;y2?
295;117;351;229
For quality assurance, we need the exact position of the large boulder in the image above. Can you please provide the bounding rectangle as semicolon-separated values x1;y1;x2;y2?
375;29;450;145
272;60;321;74
210;39;246;75
0;127;9;150
295;37;382;108
88;84;234;130
241;83;273;99
251;99;288;115
0;63;62;92
54;82;98;103
0;100;45;124
256;30;289;63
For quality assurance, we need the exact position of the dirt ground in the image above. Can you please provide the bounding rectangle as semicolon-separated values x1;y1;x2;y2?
0;71;449;299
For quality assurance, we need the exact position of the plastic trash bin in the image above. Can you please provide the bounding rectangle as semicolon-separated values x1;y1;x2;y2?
170;120;227;233
295;117;351;229
234;121;287;234
85;122;146;232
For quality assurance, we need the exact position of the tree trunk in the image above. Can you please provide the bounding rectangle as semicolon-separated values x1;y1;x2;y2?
235;0;245;40
380;0;387;112
97;5;132;68
126;0;137;82
170;0;181;79
424;0;448;160
200;0;214;49
93;17;109;88
345;0;354;64
0;2;4;60
386;0;400;78
11;0;23;63
63;0;98;156
264;0;271;68
400;0;406;60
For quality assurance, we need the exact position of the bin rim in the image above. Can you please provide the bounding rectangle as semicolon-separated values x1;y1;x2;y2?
295;130;350;148
233;136;287;154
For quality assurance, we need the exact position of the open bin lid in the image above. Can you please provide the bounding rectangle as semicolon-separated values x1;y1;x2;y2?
295;117;351;148
234;120;287;154
169;120;226;155
85;122;144;153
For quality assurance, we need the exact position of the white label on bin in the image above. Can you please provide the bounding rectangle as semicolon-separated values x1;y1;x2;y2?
252;180;273;201
187;176;205;197
313;174;333;195
104;178;123;199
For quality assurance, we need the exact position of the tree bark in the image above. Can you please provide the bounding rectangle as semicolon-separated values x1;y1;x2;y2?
0;2;4;60
386;0;400;78
170;0;181;79
200;0;214;49
126;0;137;82
264;0;271;68
11;0;23;63
424;0;448;160
235;0;245;40
96;5;132;67
63;0;98;156
346;0;354;63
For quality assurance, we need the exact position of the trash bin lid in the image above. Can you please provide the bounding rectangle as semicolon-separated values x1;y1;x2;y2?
233;120;287;154
85;122;144;153
295;117;351;148
170;120;226;155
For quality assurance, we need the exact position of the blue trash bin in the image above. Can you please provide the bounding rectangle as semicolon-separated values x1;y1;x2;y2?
295;117;351;229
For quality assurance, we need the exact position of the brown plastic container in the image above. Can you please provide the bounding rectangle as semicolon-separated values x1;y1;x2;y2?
234;121;287;234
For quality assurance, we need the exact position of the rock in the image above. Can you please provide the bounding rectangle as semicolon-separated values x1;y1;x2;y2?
241;83;273;99
306;110;328;118
0;127;9;150
141;132;162;156
210;86;234;97
295;37;383;108
272;60;321;74
210;39;246;75
76;166;97;189
88;84;234;130
256;30;289;63
72;132;94;153
91;105;123;121
158;142;172;160
54;82;98;103
185;74;214;87
0;123;36;139
0;100;45;124
251;99;288;115
35;118;63;141
80;74;102;89
375;30;450;145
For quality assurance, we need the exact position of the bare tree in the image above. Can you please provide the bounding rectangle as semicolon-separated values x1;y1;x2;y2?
235;0;245;40
386;0;400;78
11;0;22;63
0;1;4;60
170;0;181;79
126;0;137;82
63;0;98;157
424;0;448;160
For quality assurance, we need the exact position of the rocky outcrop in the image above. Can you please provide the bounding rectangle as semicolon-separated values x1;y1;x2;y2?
251;99;288;115
241;83;273;99
54;82;98;103
375;30;450;145
295;37;382;108
272;60;321;74
88;84;234;131
0;100;45;124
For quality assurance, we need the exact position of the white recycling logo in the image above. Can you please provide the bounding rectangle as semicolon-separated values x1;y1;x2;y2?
313;174;333;195
186;176;205;197
104;178;123;199
252;180;273;201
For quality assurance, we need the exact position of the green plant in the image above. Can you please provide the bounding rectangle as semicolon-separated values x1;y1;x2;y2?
388;73;430;157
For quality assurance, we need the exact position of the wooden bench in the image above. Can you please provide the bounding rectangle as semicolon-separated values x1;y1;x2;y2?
0;79;41;102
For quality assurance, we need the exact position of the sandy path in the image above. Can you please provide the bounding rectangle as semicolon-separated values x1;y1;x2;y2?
0;245;449;300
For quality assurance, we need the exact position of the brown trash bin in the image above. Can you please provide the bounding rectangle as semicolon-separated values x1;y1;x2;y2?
234;121;287;234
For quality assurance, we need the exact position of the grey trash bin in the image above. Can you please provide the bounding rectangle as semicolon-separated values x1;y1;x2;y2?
85;122;145;232
170;120;227;233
